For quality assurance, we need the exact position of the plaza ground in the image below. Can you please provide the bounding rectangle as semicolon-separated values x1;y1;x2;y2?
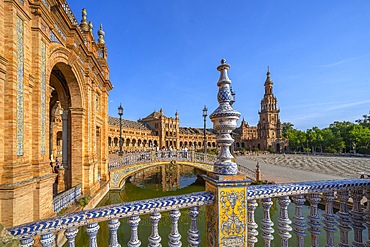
236;153;370;183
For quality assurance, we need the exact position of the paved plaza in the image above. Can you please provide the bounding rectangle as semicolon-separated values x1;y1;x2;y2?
236;154;370;183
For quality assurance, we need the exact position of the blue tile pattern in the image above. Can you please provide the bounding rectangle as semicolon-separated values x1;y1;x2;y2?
16;16;24;156
210;60;241;175
247;179;370;199
49;30;61;44
9;192;214;239
88;88;91;152
40;41;46;155
52;184;82;213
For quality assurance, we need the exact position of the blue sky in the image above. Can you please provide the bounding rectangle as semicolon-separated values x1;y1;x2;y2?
68;1;370;130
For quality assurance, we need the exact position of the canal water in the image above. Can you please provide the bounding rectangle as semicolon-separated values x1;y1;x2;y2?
71;164;365;247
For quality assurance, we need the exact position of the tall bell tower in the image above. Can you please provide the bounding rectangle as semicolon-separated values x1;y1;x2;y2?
257;67;282;150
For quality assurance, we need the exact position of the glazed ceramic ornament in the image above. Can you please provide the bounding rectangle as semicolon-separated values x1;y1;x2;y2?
210;59;241;175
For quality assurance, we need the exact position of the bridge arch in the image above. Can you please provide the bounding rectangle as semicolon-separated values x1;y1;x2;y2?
110;160;214;190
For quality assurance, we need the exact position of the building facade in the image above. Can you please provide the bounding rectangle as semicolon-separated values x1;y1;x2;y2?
108;70;287;153
108;109;217;153
0;1;112;227
234;69;288;152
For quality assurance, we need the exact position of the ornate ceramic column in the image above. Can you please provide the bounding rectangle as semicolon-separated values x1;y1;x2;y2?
209;59;241;176
204;59;250;247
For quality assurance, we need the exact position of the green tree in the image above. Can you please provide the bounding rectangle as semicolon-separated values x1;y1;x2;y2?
356;112;370;128
282;122;294;138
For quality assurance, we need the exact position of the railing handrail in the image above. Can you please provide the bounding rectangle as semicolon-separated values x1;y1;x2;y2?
52;184;82;213
108;151;218;170
247;178;370;199
9;191;214;239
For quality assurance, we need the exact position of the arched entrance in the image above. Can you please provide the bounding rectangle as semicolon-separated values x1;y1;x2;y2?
49;62;83;192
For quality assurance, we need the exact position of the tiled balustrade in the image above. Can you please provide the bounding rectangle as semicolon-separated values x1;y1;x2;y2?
9;192;214;247
108;151;217;170
7;179;370;246
53;184;82;213
247;179;370;247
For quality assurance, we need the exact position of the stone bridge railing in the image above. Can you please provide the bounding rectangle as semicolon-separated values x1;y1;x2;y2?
108;151;217;170
52;184;82;213
8;178;370;246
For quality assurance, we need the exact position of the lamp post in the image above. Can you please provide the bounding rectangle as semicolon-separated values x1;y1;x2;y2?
118;104;123;156
230;86;235;106
229;87;236;156
203;106;208;154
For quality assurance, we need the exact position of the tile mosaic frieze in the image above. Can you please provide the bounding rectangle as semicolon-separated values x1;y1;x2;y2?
88;88;91;152
219;187;246;246
16;16;24;156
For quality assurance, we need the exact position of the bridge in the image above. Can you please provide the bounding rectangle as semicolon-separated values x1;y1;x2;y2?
108;150;257;190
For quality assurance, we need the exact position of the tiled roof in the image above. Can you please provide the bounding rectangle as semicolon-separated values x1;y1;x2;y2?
108;116;151;130
142;111;162;120
179;127;217;135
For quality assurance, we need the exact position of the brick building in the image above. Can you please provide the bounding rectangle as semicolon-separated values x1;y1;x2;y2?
0;1;112;227
107;70;287;153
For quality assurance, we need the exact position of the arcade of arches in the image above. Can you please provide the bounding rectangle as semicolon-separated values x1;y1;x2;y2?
107;69;288;154
0;1;112;227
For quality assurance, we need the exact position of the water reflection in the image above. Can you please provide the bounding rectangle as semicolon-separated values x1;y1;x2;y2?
71;164;207;247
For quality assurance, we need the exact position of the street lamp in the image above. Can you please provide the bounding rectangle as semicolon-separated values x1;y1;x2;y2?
118;104;123;156
229;88;236;156
203;105;208;154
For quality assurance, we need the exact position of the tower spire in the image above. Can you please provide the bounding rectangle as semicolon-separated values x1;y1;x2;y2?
97;24;105;44
80;8;89;32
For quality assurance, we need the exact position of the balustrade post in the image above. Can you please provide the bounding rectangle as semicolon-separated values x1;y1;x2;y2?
65;227;79;247
188;207;200;247
337;190;351;247
365;189;370;247
40;233;55;247
261;197;274;247
247;199;258;247
20;237;34;247
278;196;292;247
148;212;162;247
168;209;182;247
86;223;100;247
292;195;307;247
108;219;121;247
128;216;141;247
322;191;337;247
307;193;322;247
203;59;249;247
350;189;365;247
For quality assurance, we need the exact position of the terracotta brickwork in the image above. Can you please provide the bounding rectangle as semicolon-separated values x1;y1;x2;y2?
234;70;288;152
0;1;112;228
107;72;287;154
108;110;218;153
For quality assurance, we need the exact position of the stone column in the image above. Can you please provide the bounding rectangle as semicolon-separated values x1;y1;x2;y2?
204;59;251;247
61;110;69;169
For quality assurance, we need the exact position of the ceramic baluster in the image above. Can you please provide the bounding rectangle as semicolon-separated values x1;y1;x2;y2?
278;196;292;247
307;193;321;247
187;206;200;247
148;212;162;247
108;219;121;247
247;199;258;247
337;190;351;247
168;210;182;247
261;198;274;247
